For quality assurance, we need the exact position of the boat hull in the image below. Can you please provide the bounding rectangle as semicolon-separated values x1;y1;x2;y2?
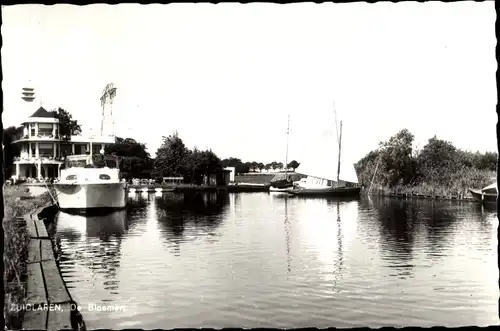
54;182;127;213
288;186;361;198
269;186;293;192
469;189;497;205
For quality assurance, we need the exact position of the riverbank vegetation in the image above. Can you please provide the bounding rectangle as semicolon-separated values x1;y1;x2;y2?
355;129;497;197
3;187;53;330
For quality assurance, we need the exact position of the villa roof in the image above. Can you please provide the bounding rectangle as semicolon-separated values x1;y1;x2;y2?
29;107;58;118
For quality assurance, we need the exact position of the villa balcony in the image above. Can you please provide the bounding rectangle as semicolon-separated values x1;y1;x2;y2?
13;155;64;164
14;134;60;143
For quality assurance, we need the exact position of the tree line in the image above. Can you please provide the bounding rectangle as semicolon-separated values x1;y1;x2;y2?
355;128;497;195
4;108;496;193
219;158;300;175
151;132;302;182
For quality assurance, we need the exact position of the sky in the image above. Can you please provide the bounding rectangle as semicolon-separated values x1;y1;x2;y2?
1;2;497;165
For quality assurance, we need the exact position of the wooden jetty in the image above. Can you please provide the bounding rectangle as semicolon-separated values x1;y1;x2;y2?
126;183;271;193
22;204;84;331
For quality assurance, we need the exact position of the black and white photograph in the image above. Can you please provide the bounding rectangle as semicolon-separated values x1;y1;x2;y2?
1;2;497;330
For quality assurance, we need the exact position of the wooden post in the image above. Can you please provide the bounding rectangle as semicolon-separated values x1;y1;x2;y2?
368;155;380;195
336;121;342;187
285;114;290;179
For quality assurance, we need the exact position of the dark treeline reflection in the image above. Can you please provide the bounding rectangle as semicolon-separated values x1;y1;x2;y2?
359;197;487;268
155;192;229;238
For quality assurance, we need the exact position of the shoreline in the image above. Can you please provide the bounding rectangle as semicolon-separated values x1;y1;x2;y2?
365;191;478;203
4;187;85;331
23;202;85;331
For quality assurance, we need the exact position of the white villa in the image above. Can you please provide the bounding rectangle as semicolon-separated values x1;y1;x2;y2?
12;106;115;180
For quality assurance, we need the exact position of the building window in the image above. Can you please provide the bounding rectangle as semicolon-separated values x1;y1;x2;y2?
31;128;35;136
38;123;53;137
39;143;54;158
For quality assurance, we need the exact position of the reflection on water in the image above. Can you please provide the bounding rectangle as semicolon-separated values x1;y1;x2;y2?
56;210;129;301
56;193;498;328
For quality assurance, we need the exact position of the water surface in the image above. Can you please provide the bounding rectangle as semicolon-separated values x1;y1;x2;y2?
55;192;498;328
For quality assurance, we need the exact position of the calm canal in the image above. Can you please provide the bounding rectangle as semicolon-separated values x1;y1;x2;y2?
55;192;498;328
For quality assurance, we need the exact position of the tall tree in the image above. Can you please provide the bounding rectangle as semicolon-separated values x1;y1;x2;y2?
154;131;189;176
3;126;23;178
183;148;222;184
104;136;152;178
250;161;259;172
378;129;416;187
55;108;81;140
287;160;300;171
220;157;242;167
105;137;150;159
416;136;460;186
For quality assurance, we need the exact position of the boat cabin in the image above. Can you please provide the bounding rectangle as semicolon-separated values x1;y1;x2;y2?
58;166;122;183
63;154;120;169
56;154;123;184
295;175;357;189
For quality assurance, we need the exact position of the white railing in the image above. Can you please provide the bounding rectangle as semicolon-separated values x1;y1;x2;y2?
13;155;63;162
19;134;60;140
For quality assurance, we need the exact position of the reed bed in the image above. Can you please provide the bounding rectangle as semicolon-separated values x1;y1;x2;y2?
3;186;53;330
367;168;495;199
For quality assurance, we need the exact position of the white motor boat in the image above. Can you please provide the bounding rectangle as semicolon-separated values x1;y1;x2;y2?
53;154;127;214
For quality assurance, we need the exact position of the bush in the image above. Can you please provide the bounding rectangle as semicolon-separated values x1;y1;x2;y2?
356;130;497;195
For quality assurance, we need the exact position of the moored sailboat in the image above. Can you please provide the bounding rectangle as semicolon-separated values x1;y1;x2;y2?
270;115;295;192
288;106;361;198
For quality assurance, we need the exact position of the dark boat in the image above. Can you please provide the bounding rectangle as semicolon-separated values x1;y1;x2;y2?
469;182;497;205
269;115;301;192
270;173;304;189
288;185;361;197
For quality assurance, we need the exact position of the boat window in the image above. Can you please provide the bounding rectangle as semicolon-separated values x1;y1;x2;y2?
66;175;77;180
99;174;111;180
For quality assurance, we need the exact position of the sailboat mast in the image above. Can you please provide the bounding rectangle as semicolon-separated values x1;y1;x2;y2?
337;121;342;186
285;114;290;177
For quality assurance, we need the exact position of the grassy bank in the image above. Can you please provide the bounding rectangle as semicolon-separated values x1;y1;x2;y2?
234;173;277;184
3;186;53;330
